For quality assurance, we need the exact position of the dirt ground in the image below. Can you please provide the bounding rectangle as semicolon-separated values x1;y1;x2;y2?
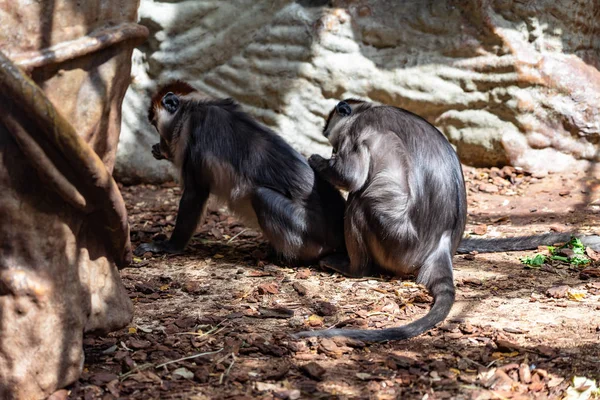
65;166;600;400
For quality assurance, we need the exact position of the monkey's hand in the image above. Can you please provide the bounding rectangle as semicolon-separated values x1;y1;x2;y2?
308;154;329;172
134;241;185;256
151;143;167;160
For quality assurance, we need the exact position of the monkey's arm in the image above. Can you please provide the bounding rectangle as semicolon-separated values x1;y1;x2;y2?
151;143;167;160
152;137;173;161
134;182;209;256
309;146;369;192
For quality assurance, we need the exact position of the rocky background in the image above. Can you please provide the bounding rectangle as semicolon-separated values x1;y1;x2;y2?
115;0;600;184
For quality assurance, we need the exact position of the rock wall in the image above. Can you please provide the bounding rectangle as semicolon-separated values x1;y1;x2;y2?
116;0;600;183
0;0;144;397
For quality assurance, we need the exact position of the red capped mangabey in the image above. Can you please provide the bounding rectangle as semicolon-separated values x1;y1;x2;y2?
134;82;346;262
294;99;600;342
294;99;468;342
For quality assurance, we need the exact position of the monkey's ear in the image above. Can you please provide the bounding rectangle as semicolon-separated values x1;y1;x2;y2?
162;92;180;113
336;101;352;117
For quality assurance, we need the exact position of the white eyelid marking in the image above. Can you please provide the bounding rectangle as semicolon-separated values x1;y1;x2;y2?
156;107;174;136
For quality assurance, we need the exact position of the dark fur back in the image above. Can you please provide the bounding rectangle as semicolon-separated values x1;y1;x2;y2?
181;99;314;199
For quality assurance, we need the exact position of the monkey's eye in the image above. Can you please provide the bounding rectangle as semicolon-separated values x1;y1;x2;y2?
335;101;352;117
162;92;180;114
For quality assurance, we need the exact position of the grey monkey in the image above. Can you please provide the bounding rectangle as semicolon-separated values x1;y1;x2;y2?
296;99;468;341
134;81;346;263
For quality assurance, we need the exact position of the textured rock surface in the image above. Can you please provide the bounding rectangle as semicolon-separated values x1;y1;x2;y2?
0;1;143;398
116;0;600;183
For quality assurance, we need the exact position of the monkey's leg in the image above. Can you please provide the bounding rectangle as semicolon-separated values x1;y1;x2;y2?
134;184;209;256
320;242;373;278
251;186;325;262
344;210;376;277
320;207;373;277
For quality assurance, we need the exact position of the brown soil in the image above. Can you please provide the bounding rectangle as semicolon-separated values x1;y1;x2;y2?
65;166;600;400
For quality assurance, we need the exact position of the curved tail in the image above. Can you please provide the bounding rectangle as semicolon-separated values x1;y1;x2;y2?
455;232;600;254
293;246;455;342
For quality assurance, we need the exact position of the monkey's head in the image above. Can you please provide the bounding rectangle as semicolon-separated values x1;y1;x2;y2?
322;99;370;144
148;81;203;160
149;81;196;132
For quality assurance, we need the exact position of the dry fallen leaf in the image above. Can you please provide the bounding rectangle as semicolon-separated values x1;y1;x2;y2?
585;247;600;261
580;268;600;279
546;285;570;299
257;283;279;295
564;376;597;400
492;351;519;359
567;289;587;302
471;224;488;235
307;314;324;327
356;372;373;380
172;367;194;380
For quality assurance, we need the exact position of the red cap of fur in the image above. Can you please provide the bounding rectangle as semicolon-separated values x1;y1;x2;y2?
148;80;196;124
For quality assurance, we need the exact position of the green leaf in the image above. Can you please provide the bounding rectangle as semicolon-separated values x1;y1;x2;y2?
560;236;585;254
520;236;591;268
570;256;591;266
520;253;546;267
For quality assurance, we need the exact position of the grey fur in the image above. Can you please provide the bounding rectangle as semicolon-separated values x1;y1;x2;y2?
135;91;346;262
294;99;467;342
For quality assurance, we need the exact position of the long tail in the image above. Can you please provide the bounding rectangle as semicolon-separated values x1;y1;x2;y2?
457;232;600;254
293;243;455;342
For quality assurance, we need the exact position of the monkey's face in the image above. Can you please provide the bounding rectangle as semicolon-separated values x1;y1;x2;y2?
155;92;181;140
148;81;197;160
323;99;371;153
148;92;181;160
323;101;352;138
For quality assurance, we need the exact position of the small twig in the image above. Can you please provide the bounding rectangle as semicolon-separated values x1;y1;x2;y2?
156;348;224;369
459;356;486;369
489;391;510;400
175;319;228;337
227;229;247;244
175;326;226;337
214;352;233;366
120;349;224;380
365;312;396;318
219;353;236;385
119;363;154;381
322;319;343;330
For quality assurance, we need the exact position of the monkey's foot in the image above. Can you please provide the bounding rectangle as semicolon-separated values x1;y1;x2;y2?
319;253;377;278
133;241;185;256
319;253;354;276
